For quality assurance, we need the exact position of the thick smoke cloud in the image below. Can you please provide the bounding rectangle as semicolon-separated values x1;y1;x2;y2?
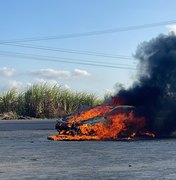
114;34;176;136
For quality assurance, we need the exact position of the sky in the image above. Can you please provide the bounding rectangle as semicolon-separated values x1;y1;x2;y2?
0;0;176;97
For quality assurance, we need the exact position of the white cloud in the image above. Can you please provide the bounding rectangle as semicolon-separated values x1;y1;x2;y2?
31;69;70;79
31;68;91;80
0;79;61;93
0;80;24;92
72;69;91;77
9;80;23;88
29;79;70;90
105;88;114;94
166;24;176;33
33;78;59;86
63;84;70;89
0;67;15;77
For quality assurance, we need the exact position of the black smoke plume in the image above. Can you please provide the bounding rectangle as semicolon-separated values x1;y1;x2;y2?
114;33;176;136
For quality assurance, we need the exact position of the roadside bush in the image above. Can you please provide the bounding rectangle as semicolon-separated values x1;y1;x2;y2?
0;84;102;119
0;89;18;113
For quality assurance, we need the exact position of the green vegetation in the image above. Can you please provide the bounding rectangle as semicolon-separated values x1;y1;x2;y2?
0;84;102;119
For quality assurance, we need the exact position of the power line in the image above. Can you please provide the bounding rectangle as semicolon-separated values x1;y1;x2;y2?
1;43;136;61
0;50;136;68
0;50;137;70
0;20;175;43
0;50;135;67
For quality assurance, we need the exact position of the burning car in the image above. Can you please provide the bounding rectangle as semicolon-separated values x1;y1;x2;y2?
48;105;155;141
55;105;135;134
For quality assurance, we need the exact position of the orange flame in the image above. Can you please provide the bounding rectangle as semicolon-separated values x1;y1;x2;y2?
49;105;155;141
68;106;111;123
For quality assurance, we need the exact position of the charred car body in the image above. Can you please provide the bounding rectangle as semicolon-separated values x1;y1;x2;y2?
55;105;135;136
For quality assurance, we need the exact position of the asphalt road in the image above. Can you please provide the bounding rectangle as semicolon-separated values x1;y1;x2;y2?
0;120;176;180
0;119;56;131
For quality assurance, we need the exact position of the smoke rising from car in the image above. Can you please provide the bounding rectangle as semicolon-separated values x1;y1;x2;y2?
113;33;176;136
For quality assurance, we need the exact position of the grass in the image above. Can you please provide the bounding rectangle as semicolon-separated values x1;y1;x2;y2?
0;84;102;119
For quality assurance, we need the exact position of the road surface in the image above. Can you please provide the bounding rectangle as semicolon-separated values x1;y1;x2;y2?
0;120;176;180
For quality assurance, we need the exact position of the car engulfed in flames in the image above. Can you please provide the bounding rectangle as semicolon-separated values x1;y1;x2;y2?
48;105;155;141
